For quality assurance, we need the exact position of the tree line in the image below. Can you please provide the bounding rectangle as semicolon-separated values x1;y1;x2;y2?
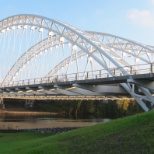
33;99;144;119
4;98;149;119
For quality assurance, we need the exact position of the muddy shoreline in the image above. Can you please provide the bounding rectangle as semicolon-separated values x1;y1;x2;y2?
0;127;80;134
0;110;58;116
0;110;100;131
0;109;80;134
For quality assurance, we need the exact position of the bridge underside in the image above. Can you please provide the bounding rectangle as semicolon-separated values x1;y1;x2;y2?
2;96;134;101
0;82;130;100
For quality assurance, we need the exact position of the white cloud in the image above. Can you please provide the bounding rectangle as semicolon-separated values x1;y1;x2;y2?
149;0;154;4
128;9;154;27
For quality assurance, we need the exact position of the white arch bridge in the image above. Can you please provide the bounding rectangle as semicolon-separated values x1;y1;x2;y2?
0;14;154;111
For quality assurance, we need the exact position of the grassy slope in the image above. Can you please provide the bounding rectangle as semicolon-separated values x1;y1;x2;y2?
0;111;153;154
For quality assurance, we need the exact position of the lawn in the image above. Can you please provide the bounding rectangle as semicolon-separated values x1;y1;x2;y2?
0;111;153;154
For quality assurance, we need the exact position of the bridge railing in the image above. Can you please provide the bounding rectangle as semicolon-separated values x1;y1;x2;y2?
1;63;154;87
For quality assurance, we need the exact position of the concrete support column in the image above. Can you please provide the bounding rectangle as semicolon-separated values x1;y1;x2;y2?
0;98;5;110
151;63;154;73
25;100;34;109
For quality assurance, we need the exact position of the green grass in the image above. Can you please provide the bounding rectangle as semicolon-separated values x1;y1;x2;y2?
0;111;154;154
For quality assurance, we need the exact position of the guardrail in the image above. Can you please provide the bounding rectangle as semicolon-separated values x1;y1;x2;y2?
1;63;154;88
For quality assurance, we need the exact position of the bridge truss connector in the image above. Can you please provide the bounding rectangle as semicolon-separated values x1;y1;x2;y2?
122;81;154;112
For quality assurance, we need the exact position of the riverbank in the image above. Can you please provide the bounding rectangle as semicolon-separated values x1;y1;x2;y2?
0;110;58;116
0;127;80;134
0;110;108;129
0;111;153;154
0;119;102;129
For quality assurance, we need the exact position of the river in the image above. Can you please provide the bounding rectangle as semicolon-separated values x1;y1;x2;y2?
0;111;110;130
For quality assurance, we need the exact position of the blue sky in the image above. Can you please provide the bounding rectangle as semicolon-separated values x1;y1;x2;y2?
0;0;154;45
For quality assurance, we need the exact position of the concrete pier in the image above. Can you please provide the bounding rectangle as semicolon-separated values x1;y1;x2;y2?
0;98;5;110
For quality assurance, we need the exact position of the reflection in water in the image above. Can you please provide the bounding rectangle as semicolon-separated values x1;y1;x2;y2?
0;113;110;129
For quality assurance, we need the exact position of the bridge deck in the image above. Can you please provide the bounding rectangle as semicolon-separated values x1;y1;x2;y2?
2;73;153;89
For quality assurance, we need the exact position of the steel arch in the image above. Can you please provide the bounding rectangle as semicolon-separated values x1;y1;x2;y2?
4;30;154;84
0;14;128;75
47;32;154;77
88;31;154;63
3;35;130;85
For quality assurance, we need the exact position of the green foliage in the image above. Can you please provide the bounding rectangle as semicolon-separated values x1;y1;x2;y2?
5;99;144;118
0;111;153;154
33;99;144;118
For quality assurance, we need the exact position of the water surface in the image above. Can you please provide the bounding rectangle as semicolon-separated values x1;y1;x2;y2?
0;113;110;129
